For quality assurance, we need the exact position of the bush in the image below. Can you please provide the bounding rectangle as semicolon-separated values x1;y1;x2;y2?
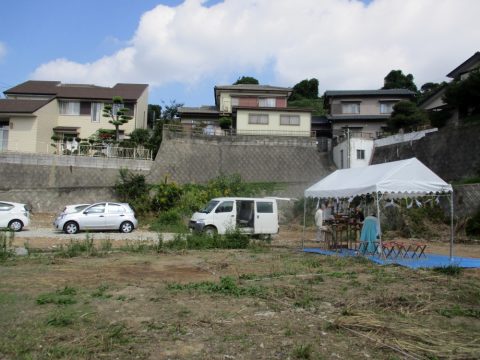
151;182;183;212
150;209;187;233
115;168;148;201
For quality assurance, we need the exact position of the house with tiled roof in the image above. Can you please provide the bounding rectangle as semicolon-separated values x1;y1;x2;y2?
0;81;148;153
178;84;312;137
324;89;416;139
323;88;416;169
420;52;480;122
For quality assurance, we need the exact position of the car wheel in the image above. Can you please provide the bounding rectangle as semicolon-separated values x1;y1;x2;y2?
64;221;79;234
204;226;217;236
8;219;23;232
119;221;134;233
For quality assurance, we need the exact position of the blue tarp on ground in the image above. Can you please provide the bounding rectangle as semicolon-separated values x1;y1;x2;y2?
303;248;480;269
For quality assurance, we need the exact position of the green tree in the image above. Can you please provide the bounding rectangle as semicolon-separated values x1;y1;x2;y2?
289;78;319;101
219;116;232;130
382;70;418;93
443;69;480;119
162;100;183;121
102;96;132;141
387;100;428;132
233;76;259;85
129;128;151;146
287;78;325;116
147;104;162;128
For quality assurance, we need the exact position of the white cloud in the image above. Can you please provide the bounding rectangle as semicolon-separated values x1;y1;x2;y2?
31;0;480;92
0;42;6;61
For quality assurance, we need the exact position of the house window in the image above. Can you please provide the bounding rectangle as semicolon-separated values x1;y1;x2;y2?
258;98;276;107
249;114;269;125
357;149;365;160
91;103;102;123
380;102;396;114
59;101;80;115
341;102;360;114
231;97;239;107
280;115;300;126
0;121;8;151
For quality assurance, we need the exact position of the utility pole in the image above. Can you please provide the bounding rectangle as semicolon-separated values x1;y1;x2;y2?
346;128;351;168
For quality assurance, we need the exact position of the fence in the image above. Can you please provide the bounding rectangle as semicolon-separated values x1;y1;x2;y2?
165;124;316;138
2;141;152;161
163;124;317;147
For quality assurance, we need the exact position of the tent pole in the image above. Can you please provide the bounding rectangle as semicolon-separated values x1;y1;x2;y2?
376;192;383;258
450;192;454;261
302;197;307;250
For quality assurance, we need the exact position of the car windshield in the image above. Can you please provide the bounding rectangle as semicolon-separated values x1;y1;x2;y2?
199;200;220;214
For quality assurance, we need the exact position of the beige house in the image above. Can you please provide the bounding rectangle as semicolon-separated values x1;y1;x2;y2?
324;89;416;138
0;81;148;153
179;84;312;137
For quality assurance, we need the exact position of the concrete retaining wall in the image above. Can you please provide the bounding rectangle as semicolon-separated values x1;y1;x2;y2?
1;136;335;211
371;123;480;182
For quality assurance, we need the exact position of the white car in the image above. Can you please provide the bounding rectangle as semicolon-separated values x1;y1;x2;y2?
54;202;138;234
0;201;30;231
53;204;90;229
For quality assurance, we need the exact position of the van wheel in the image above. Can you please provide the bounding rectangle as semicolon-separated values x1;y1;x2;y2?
119;221;134;233
64;221;79;234
204;226;217;236
8;219;23;232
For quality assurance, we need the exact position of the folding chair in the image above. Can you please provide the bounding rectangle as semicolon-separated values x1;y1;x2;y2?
380;241;400;259
406;242;427;258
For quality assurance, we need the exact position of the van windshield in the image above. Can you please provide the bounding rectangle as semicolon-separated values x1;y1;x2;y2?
199;200;220;214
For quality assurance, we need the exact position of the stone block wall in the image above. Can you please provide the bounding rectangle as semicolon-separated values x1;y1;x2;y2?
148;137;334;186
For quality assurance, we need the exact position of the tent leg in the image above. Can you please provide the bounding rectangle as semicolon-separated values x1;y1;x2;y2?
302;197;306;250
450;192;454;261
376;193;383;259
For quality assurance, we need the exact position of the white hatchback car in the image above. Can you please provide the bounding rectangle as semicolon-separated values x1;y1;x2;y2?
55;202;138;234
0;201;30;231
53;203;90;229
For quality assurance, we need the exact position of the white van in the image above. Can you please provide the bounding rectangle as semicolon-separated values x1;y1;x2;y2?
189;197;279;236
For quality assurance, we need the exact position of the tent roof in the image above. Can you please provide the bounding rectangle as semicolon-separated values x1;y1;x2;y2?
304;158;452;199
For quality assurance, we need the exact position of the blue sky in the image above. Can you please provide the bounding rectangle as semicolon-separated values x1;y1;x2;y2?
1;0;478;107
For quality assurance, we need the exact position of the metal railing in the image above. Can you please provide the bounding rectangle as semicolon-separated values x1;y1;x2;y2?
164;124;316;138
1;141;152;161
51;142;153;160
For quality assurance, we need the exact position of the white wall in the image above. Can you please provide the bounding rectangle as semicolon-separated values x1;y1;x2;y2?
333;137;374;169
236;109;311;136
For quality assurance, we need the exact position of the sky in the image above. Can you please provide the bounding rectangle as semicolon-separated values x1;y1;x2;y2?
1;0;479;107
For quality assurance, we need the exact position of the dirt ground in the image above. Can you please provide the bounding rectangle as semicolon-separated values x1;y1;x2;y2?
1;213;480;359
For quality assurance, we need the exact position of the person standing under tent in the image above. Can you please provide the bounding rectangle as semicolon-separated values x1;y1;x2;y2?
315;203;328;243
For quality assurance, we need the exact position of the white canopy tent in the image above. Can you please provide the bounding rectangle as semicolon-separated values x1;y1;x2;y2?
303;158;455;259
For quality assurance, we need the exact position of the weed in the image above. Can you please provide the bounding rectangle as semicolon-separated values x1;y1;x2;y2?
433;265;463;276
437;305;480;319
57;235;98;258
46;310;75;327
167;276;266;297
294;293;314;308
91;284;112;299
0;230;14;261
292;343;314;359
100;238;113;251
36;287;77;305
